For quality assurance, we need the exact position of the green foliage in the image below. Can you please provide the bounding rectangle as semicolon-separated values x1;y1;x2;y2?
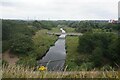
10;34;33;54
79;62;94;70
2;20;36;53
32;20;42;29
91;47;103;67
68;21;80;28
78;32;116;54
102;23;120;31
32;20;57;30
17;55;37;67
65;36;80;70
2;20;57;67
33;30;57;59
75;21;94;33
17;30;57;67
107;36;120;65
78;32;119;67
2;41;11;52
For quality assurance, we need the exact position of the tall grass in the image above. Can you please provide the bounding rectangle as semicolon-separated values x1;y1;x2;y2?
2;64;119;78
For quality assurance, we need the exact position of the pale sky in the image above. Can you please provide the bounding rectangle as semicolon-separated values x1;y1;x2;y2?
0;0;120;20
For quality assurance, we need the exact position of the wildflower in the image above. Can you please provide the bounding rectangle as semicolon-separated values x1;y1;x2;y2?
38;66;47;71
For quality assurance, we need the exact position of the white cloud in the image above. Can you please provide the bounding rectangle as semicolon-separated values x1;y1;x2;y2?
1;0;120;20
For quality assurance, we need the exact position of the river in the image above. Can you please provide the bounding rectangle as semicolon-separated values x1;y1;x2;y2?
38;29;66;71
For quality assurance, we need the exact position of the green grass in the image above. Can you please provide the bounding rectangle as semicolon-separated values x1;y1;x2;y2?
65;36;93;71
50;28;61;32
32;29;57;58
50;27;76;33
63;27;76;33
65;36;80;70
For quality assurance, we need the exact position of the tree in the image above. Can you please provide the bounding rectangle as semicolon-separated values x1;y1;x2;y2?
107;36;120;65
91;47;103;67
10;34;33;54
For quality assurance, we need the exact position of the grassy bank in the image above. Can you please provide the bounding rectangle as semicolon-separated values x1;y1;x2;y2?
65;36;80;70
65;34;120;71
2;64;119;78
16;29;57;67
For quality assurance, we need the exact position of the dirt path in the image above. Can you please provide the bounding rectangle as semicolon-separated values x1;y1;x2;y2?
2;50;19;65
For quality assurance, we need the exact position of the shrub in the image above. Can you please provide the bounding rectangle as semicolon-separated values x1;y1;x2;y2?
79;62;94;70
107;36;120;66
78;32;119;67
91;47;103;67
10;34;33;54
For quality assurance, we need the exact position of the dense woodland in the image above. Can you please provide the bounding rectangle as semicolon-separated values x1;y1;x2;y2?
2;19;120;70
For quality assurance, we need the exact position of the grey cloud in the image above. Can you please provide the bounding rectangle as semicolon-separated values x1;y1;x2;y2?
1;0;119;20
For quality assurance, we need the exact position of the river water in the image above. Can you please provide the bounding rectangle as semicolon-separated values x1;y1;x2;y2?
38;32;66;71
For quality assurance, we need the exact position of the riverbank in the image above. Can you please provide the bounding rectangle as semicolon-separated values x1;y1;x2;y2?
2;50;19;65
12;29;57;67
65;36;95;71
65;36;80;70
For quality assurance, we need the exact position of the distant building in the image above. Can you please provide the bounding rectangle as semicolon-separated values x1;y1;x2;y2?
109;19;118;24
85;20;109;23
118;1;120;23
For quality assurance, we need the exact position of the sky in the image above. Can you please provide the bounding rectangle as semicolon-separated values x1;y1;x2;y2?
0;0;120;20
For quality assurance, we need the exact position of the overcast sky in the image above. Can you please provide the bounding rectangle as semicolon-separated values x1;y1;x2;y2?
0;0;120;20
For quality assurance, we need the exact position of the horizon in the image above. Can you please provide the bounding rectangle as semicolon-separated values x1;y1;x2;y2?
1;18;114;21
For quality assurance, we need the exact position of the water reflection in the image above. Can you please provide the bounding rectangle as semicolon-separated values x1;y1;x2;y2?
38;29;66;71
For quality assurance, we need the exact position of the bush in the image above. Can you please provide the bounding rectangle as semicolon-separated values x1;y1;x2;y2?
79;62;94;70
78;32;119;67
2;41;11;52
2;20;36;53
10;34;33;54
78;32;116;54
107;37;120;65
91;47;103;67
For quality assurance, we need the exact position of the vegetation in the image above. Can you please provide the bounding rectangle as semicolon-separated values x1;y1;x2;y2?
2;20;57;67
65;36;80;70
65;22;120;70
2;19;120;78
32;20;57;30
78;32;120;67
66;33;119;70
14;30;57;67
68;21;120;33
2;20;35;53
50;26;75;33
2;64;119;78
